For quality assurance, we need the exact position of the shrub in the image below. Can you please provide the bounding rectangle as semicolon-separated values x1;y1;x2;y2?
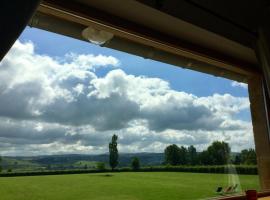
96;162;105;171
131;157;140;171
0;165;258;177
121;167;131;172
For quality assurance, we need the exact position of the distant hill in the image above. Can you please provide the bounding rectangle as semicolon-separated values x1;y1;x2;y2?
1;153;164;171
1;152;241;172
32;153;164;167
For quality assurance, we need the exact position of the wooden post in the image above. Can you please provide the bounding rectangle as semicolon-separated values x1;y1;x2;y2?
248;76;270;190
251;7;270;190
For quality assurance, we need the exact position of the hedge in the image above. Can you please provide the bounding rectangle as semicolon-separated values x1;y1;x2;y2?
121;165;257;175
0;165;257;177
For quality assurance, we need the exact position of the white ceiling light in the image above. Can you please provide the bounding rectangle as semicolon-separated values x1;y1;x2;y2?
82;26;114;45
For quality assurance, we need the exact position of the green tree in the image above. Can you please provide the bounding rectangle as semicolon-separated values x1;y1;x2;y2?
233;154;241;165
179;146;188;165
131;157;140;170
0;156;2;173
96;162;105;170
207;141;230;165
198;150;211;165
240;149;257;165
14;161;18;169
187;145;197;165
109;134;119;170
164;144;180;165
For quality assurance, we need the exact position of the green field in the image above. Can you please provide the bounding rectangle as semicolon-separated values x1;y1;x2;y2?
0;172;259;200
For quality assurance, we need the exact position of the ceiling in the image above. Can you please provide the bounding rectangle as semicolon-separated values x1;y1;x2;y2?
31;0;268;81
137;0;269;46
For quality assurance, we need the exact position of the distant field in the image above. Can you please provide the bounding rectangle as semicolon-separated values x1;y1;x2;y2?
0;172;259;200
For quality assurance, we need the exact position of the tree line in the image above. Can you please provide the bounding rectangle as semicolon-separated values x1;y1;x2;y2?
0;136;257;174
164;141;257;166
109;135;257;172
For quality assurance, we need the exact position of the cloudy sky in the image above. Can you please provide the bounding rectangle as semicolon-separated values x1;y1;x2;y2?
0;27;254;156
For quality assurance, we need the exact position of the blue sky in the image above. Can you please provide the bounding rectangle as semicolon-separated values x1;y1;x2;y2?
20;27;251;123
0;27;253;155
20;27;249;98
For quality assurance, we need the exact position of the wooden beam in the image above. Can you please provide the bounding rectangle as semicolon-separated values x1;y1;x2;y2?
30;12;249;82
256;27;270;101
251;9;270;190
248;75;270;190
37;0;260;78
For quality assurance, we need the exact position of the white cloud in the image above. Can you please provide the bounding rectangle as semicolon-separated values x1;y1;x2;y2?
89;70;250;131
0;40;119;120
231;81;248;89
0;40;254;155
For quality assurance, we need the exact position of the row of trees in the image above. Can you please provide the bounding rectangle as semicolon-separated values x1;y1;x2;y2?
234;149;257;165
1;137;256;173
164;141;257;166
110;136;257;171
164;144;198;165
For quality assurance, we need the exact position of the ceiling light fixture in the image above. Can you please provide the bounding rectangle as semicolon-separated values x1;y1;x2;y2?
82;26;114;45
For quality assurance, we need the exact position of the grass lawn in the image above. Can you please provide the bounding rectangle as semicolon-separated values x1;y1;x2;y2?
0;172;259;200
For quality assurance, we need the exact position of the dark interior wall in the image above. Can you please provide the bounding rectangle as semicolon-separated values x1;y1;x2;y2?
0;0;41;61
136;0;269;48
188;0;267;32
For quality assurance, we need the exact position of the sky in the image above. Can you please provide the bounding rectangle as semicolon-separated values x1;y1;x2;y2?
0;27;254;156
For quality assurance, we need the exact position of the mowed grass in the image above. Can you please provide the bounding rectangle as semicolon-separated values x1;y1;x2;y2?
0;172;259;200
